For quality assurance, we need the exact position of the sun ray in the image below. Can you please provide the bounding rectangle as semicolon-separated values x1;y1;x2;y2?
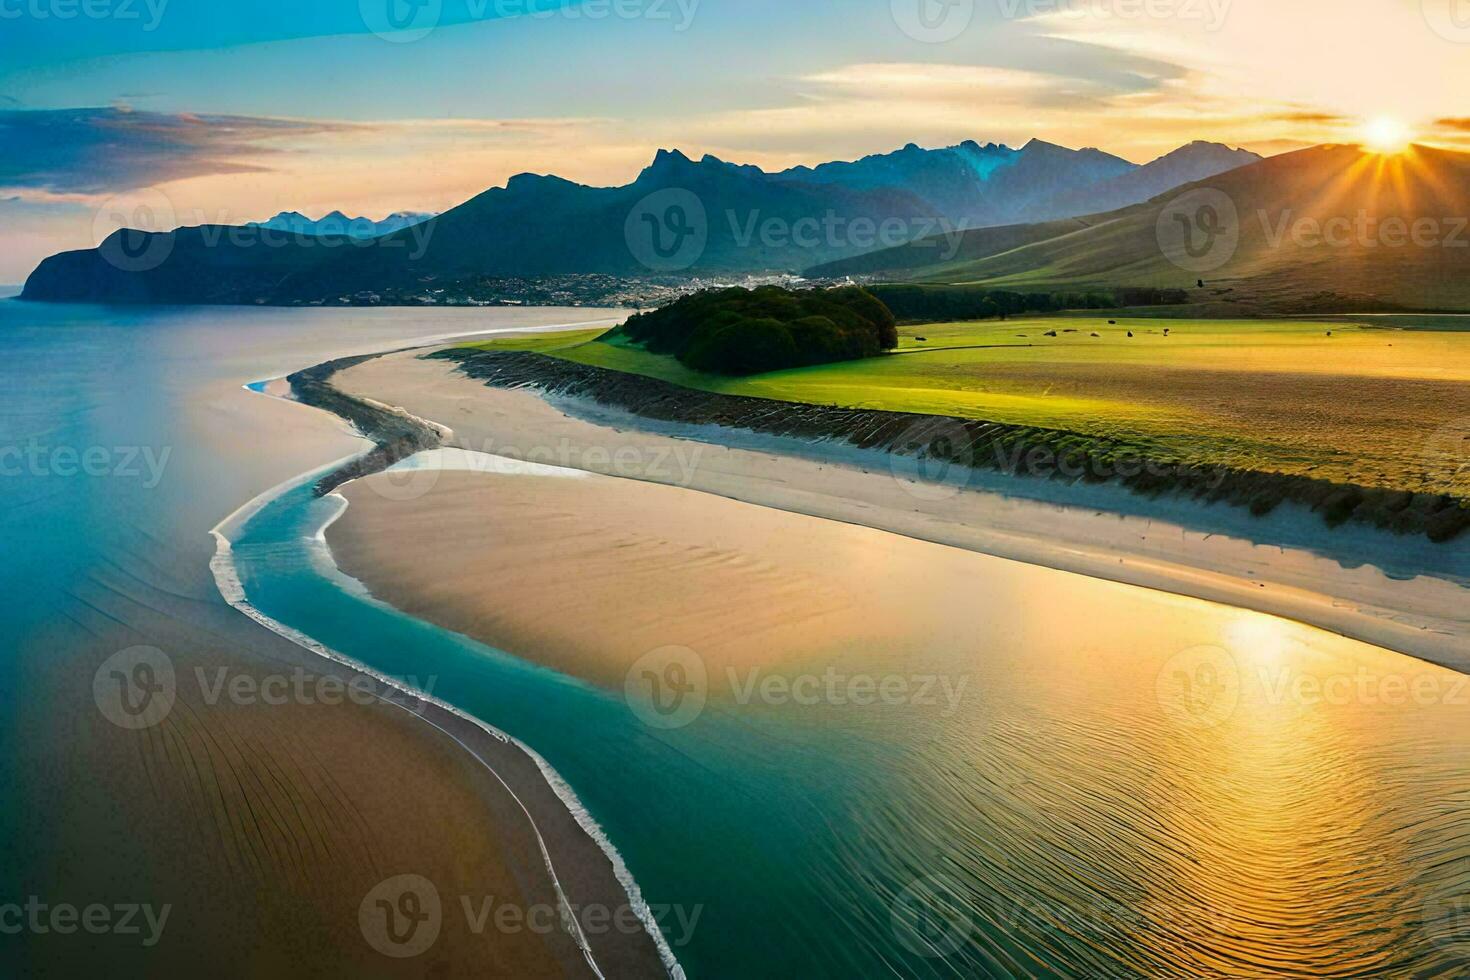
1363;117;1412;154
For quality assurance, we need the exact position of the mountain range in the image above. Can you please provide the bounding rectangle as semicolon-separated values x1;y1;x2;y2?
249;210;436;238
810;143;1470;312
23;139;1266;305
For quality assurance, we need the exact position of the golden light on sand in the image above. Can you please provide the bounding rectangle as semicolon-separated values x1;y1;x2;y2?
1362;117;1412;154
1223;615;1297;669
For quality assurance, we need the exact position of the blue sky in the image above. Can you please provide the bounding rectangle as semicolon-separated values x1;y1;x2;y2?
3;0;1469;281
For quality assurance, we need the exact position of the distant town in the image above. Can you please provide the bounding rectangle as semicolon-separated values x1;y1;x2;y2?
295;273;852;310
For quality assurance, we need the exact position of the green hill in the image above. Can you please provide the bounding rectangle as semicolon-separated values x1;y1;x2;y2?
810;144;1470;313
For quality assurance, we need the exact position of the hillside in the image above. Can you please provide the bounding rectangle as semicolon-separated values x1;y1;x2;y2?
810;144;1470;312
1019;141;1260;222
21;149;942;304
21;139;1242;306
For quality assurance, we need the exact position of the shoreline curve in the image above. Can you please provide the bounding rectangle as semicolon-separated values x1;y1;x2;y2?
211;388;685;980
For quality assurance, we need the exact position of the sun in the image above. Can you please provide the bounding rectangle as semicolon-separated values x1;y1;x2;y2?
1362;117;1412;154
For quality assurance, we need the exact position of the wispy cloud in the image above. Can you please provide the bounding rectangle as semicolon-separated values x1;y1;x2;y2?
1272;111;1350;125
0;108;348;197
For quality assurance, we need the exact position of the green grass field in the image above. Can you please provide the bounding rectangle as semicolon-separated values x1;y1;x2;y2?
455;317;1470;496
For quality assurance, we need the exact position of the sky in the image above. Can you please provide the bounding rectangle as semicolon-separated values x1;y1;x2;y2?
3;0;1470;281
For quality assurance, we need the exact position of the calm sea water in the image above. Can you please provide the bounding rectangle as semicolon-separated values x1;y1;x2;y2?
5;301;1469;977
0;300;625;960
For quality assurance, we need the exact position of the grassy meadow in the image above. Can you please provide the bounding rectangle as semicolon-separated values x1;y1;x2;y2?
455;317;1470;497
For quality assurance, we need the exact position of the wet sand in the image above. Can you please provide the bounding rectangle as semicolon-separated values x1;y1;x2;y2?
330;466;960;692
10;547;667;977
328;349;1469;673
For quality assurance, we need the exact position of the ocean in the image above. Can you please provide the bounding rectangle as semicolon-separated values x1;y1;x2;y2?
2;301;1467;977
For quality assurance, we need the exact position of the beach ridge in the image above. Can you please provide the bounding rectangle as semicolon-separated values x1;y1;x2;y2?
320;345;1467;673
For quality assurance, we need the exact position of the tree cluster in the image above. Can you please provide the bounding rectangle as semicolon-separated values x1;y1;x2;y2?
616;286;899;375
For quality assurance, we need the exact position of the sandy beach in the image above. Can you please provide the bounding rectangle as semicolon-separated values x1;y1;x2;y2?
12;533;669;978
327;347;1469;674
311;361;1470;978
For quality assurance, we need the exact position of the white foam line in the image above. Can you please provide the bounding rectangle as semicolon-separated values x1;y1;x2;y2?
213;451;366;541
213;528;610;976
215;388;685;979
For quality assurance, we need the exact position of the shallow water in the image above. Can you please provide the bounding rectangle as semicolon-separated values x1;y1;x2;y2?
3;301;1466;978
228;446;1470;977
0;301;627;968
